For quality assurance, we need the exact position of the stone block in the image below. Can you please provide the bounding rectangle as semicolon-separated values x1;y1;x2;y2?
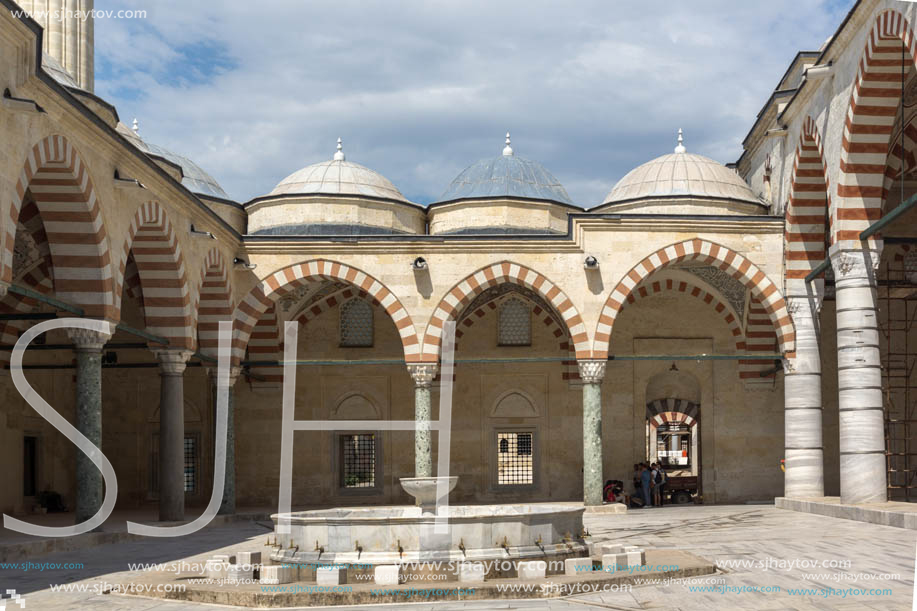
207;555;231;580
260;565;295;585
316;566;347;585
458;562;486;583
601;553;627;573
374;564;402;585
236;551;261;567
517;560;547;579
226;564;253;583
564;557;595;576
625;550;646;566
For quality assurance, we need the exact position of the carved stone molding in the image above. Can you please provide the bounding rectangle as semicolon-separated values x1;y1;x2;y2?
67;325;113;352
407;363;439;388
153;349;194;376
829;248;882;280
577;360;607;384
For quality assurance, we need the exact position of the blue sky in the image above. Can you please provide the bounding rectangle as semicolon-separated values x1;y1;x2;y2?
94;1;854;205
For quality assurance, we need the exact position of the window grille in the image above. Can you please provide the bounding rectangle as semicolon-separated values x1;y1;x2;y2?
340;298;374;347
497;432;534;485
341;433;376;488
498;298;532;346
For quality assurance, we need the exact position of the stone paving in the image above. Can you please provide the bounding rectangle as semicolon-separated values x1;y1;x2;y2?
1;504;914;610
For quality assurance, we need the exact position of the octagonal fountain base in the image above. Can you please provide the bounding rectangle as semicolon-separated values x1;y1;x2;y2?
269;503;588;581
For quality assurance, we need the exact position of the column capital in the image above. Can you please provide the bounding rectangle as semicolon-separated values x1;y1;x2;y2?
828;243;882;279
786;294;823;318
209;365;242;387
67;325;112;352
577;359;607;384
153;349;194;375
407;363;438;388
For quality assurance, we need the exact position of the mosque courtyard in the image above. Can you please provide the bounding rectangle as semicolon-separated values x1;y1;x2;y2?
2;504;911;610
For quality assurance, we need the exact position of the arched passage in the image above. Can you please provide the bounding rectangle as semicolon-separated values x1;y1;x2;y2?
232;260;420;364
594;239;794;358
196;248;232;358
420;261;589;361
786;116;830;279
836;9;916;243
3;134;115;318
116;202;194;349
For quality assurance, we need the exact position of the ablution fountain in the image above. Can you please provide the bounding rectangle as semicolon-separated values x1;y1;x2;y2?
268;476;589;581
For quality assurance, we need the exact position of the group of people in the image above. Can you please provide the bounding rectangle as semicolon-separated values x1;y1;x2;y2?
602;462;668;508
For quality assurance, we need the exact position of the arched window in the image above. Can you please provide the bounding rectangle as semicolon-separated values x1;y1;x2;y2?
499;438;509;453
498;297;531;346
340;298;373;347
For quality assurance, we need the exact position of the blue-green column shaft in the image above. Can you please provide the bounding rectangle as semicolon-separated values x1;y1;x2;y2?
408;364;438;478
579;360;607;506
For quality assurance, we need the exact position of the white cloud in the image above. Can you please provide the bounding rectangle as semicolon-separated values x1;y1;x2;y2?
94;0;852;206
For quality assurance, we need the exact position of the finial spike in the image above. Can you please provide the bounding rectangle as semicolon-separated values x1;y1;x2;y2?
674;128;686;154
503;132;513;156
333;137;345;161
132;118;139;134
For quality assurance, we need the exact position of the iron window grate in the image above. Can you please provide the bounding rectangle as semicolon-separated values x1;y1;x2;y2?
497;432;533;485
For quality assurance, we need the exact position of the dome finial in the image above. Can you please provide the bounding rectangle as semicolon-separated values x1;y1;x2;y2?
333;137;345;161
503;132;513;156
674;128;686;154
132;118;140;135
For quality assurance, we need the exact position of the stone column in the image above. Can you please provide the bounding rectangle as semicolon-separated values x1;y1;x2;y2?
578;360;606;506
213;366;241;515
831;245;886;504
783;293;825;498
408;363;438;478
154;349;193;521
68;326;111;525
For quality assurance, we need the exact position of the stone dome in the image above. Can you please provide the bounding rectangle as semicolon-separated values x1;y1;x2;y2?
116;121;230;200
601;130;760;207
435;134;573;205
269;139;409;203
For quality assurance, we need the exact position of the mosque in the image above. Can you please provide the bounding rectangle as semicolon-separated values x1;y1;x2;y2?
0;0;915;526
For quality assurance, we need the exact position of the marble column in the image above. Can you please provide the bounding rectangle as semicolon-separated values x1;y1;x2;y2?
578;360;606;506
831;245;886;504
154;349;193;521
68;326;111;525
214;366;241;515
783;291;825;498
408;363;438;478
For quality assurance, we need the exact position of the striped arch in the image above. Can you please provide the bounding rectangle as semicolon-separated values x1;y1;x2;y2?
294;286;380;325
837;9;917;244
196;248;232;357
0;261;54;365
233;260;419;364
594;239;794;358
646;398;699;429
117;202;193;349
248;305;282;385
622;279;745;352
421;262;589;361
786;116;830;280
885;119;917;193
743;295;779;386
3;134;114;318
452;291;579;381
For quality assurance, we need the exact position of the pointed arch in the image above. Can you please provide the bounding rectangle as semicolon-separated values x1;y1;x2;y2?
421;261;589;361
837;9;917;244
233;260;419;364
117;201;194;349
594;239;794;358
786;116;830;280
3;134;114;318
646;398;699;429
196;248;232;357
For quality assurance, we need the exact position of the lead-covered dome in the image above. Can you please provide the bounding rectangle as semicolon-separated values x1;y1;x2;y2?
436;134;573;205
601;130;760;207
269;139;408;203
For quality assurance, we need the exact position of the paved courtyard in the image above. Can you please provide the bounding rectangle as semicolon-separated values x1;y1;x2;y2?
2;504;914;610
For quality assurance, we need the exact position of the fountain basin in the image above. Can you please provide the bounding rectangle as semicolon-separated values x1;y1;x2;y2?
270;503;588;577
399;476;458;512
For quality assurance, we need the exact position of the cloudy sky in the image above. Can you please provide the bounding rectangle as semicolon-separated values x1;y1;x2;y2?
94;0;854;206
